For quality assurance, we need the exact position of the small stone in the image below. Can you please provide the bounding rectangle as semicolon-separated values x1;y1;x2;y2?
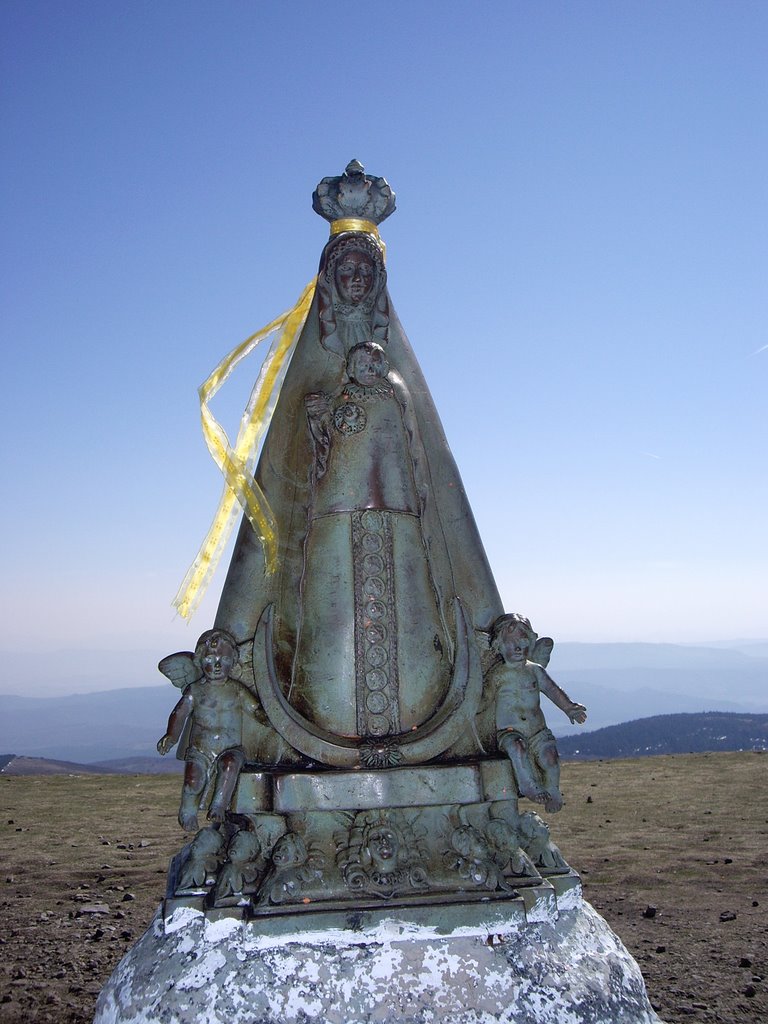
6;820;13;825
77;903;110;916
740;957;752;968
723;857;733;864
586;795;593;803
138;839;151;848
743;985;756;998
122;892;136;902
719;911;737;922
92;928;105;940
752;900;759;907
656;945;666;953
642;905;657;919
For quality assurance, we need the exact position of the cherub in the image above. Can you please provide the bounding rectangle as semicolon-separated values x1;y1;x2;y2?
487;613;587;813
174;826;226;894
157;628;262;832
212;829;263;906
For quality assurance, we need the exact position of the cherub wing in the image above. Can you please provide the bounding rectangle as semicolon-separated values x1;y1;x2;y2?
158;652;201;689
476;630;498;679
530;637;554;669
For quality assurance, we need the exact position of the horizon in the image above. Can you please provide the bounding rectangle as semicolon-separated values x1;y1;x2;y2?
2;3;766;697
1;634;765;700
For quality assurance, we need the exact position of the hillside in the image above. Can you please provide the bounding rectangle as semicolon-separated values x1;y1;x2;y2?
0;754;183;776
0;754;120;776
557;711;768;759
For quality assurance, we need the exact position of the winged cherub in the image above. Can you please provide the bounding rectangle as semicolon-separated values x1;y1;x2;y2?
157;629;262;831
488;613;587;813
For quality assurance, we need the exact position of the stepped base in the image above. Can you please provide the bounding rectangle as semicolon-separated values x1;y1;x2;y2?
94;892;664;1024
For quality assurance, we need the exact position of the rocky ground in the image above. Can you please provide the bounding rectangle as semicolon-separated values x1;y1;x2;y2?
0;751;765;1023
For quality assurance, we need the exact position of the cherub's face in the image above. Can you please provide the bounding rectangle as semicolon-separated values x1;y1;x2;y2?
497;624;531;664
230;832;260;861
335;250;374;304
367;826;398;867
200;636;236;682
348;347;386;386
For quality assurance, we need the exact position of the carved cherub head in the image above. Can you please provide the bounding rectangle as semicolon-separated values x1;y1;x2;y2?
194;628;240;683
490;613;537;664
362;821;401;873
271;832;307;868
227;829;261;864
347;342;389;387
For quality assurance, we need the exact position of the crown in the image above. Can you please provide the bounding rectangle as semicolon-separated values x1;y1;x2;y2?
312;159;396;226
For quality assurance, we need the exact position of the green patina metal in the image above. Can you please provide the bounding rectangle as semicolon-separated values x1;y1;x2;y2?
157;161;586;926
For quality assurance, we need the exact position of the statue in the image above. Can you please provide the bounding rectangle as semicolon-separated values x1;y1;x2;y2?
96;160;664;1024
174;827;226;894
212;829;264;906
154;162;583;919
486;613;587;813
156;628;276;830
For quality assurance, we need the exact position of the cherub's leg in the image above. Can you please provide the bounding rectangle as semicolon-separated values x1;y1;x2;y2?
207;748;246;823
498;732;548;805
179;760;207;832
537;740;564;813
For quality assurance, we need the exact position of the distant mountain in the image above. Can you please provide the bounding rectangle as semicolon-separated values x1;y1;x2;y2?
556;712;768;760
546;641;767;735
0;642;765;763
93;756;183;774
0;754;122;776
0;687;175;763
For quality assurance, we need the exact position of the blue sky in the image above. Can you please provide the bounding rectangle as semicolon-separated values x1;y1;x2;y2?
1;1;766;694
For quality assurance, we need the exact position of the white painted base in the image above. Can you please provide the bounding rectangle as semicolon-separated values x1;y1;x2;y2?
94;897;664;1024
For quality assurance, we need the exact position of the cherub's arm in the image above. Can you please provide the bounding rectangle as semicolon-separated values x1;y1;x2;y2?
157;690;194;754
533;665;587;724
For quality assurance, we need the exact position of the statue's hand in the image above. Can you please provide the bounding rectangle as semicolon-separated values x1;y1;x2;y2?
304;392;330;418
567;704;587;725
157;734;174;755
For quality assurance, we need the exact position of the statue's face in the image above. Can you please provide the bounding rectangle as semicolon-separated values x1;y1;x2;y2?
497;624;531;664
335;250;374;304
201;636;236;682
348;346;386;386
367;826;398;868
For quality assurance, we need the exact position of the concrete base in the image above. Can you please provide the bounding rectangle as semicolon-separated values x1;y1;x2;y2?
94;895;663;1024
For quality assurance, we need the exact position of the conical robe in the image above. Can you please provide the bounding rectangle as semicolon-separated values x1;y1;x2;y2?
214;231;503;763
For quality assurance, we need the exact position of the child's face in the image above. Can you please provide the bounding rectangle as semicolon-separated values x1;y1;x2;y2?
200;637;236;682
348;347;386;386
497;624;531;663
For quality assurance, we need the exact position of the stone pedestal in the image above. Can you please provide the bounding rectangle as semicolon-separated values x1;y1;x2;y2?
94;886;664;1024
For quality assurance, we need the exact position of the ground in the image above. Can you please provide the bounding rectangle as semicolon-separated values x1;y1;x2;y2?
0;751;765;1023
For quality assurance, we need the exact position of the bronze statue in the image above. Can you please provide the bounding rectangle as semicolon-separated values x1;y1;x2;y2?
157;628;272;830
157;161;584;921
487;613;587;813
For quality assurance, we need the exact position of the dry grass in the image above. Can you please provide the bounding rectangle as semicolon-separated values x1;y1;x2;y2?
0;752;765;1023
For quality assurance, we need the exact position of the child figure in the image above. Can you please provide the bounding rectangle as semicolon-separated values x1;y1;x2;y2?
488;613;587;813
157;628;260;831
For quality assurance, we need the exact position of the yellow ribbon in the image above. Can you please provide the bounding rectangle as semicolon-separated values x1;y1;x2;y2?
173;280;316;619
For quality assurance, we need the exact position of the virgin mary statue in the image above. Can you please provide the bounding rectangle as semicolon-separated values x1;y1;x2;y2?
213;161;503;768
